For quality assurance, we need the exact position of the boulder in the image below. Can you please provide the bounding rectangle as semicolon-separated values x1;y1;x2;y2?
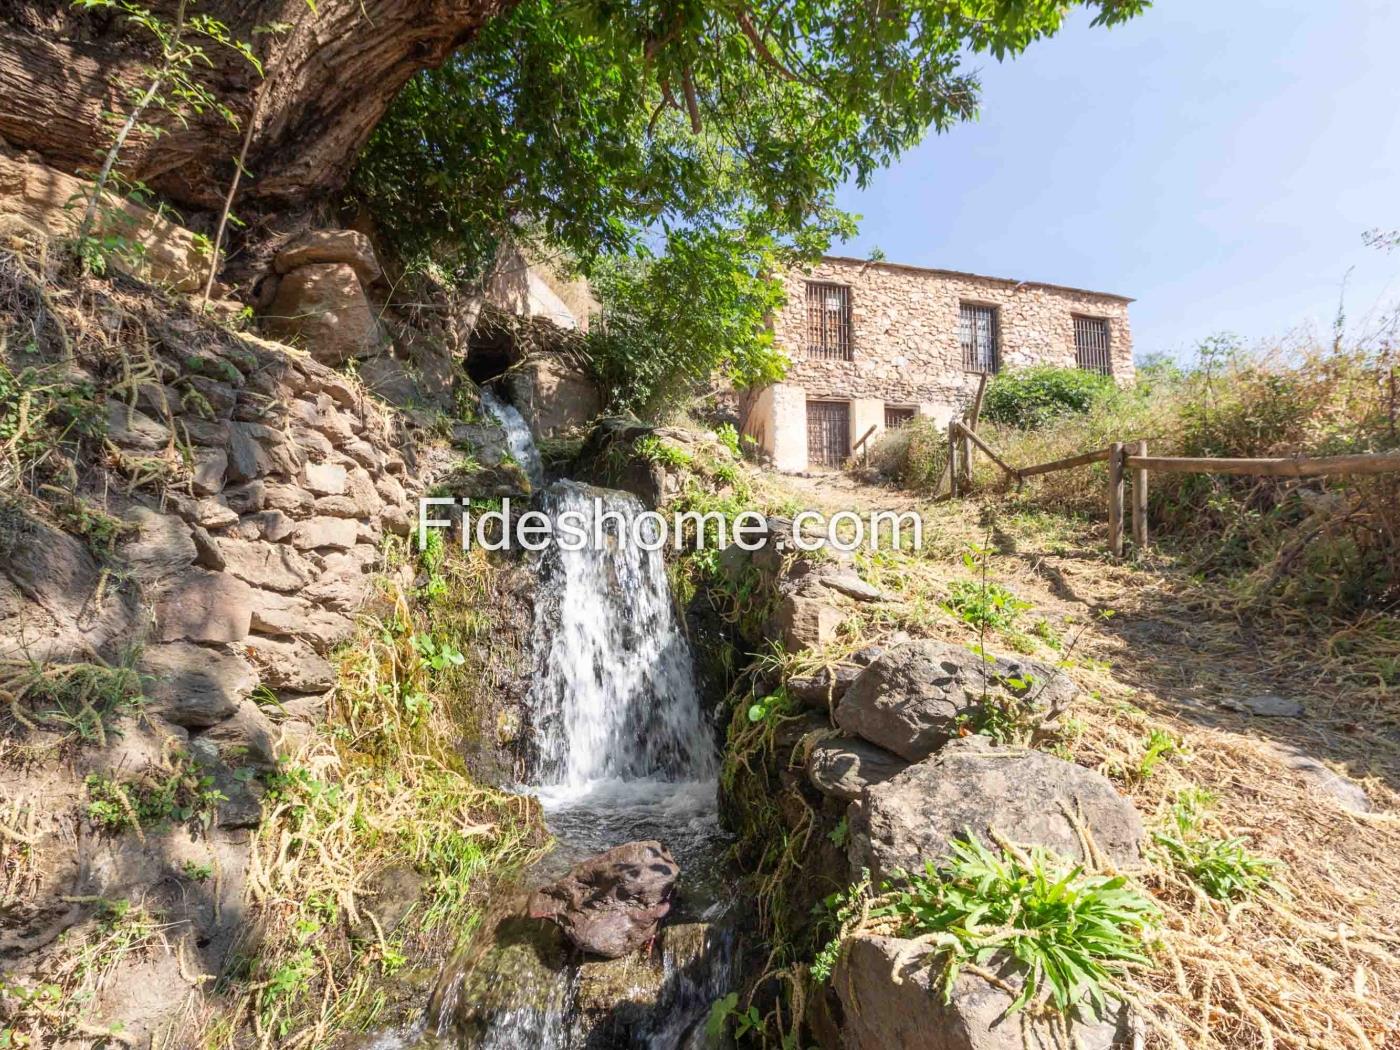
104;401;170;451
247;591;354;653
786;663;862;709
805;738;908;802
302;461;348;497
141;643;257;728
834;935;1123;1050
154;570;252;643
848;737;1143;882
527;840;679;958
501;356;601;439
274;229;383;286
190;447;229;496
817;573;890;603
834;640;1078;762
197;699;280;770
262;481;316;515
0;152;211;291
0;516;138;662
263;263;381;366
775;594;843;653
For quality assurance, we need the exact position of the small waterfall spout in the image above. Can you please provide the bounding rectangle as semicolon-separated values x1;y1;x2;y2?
480;388;544;489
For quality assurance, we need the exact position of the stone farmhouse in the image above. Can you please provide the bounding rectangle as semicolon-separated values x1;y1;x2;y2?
741;256;1135;471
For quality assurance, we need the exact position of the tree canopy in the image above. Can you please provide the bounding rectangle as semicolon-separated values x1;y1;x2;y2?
354;0;1148;409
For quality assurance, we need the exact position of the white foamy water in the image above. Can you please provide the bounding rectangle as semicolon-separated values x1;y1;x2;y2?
528;481;717;789
480;388;544;489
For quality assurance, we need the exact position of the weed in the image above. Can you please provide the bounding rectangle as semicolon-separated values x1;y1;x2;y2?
944;578;1032;633
84;759;226;835
1133;728;1179;782
1151;789;1278;901
715;422;742;458
2;658;146;745
181;860;213;882
814;837;1159;1018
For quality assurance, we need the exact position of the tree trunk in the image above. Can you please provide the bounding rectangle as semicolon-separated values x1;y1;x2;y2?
0;0;511;213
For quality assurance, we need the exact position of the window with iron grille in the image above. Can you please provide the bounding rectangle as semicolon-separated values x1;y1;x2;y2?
884;405;916;430
1074;316;1113;375
805;281;852;360
959;303;999;373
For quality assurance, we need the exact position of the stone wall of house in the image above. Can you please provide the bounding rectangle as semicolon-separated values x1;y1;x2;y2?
775;257;1134;407
745;256;1135;469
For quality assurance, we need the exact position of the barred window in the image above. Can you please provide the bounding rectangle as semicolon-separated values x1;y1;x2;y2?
1074;316;1113;375
959;303;999;373
884;405;916;429
805;281;852;360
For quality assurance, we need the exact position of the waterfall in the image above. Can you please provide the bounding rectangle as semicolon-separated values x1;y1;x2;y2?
480;387;545;489
383;394;732;1050
529;482;717;788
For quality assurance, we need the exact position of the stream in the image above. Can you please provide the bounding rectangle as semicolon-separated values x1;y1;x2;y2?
374;397;734;1049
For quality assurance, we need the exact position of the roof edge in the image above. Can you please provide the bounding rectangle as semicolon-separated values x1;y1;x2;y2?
815;255;1136;304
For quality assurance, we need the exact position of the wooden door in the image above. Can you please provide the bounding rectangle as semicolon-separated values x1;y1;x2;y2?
806;400;850;468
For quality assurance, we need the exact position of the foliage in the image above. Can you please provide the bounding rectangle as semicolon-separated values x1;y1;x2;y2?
359;0;1144;273
983;365;1118;430
84;759;227;834
1152;790;1279;901
2;658;146;745
815;839;1159;1017
0;358;105;492
586;229;790;414
205;549;547;1046
68;0;263;272
943;578;1032;632
357;0;1146;415
867;416;949;489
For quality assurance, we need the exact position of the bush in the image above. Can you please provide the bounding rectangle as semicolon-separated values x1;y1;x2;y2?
867;417;948;489
982;365;1117;429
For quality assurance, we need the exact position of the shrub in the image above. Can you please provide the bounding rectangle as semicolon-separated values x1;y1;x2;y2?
983;365;1117;430
867;416;949;489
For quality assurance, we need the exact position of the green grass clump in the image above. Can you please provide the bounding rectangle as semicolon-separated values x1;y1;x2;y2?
1152;790;1279;901
814;837;1159;1018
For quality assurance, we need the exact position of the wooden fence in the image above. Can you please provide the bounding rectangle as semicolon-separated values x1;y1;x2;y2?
945;419;1400;557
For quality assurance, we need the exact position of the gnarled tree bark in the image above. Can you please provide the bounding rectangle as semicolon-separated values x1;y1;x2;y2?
0;0;512;213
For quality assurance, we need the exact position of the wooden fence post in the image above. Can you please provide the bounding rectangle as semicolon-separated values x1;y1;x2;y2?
947;418;960;498
1131;439;1148;551
1107;441;1125;558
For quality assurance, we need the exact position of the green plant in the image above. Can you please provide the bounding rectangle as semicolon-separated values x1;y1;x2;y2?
181;860;213;882
815;838;1159;1017
747;688;792;725
1151;790;1278;901
983;365;1117;430
1133;728;1179;782
3;658;146;744
84;760;227;834
715;422;742;458
944;578;1032;633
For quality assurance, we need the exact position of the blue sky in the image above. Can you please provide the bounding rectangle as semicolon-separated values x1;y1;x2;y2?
833;0;1400;363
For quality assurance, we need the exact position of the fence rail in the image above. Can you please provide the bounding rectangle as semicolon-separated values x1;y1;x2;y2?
949;425;1400;557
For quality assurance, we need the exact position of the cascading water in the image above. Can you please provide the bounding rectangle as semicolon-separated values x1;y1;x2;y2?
480;387;545;489
377;394;733;1050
